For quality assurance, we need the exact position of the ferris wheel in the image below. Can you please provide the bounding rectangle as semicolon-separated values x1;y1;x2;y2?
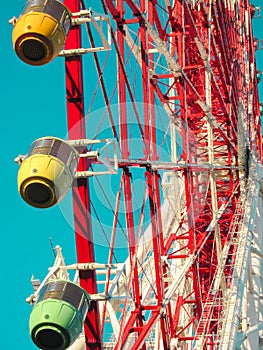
11;0;263;349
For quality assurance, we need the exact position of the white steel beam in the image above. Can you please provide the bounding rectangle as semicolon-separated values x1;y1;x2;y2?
219;159;263;349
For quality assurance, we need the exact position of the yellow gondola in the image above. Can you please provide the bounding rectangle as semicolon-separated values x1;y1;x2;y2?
12;0;71;65
17;137;79;208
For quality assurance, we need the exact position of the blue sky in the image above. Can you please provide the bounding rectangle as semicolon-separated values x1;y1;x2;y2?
1;1;263;349
2;2;77;349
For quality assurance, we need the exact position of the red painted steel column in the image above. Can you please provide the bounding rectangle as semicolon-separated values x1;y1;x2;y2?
64;1;102;349
115;0;146;348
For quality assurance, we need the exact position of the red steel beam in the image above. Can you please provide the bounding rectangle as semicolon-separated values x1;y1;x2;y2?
64;0;102;348
100;0;262;347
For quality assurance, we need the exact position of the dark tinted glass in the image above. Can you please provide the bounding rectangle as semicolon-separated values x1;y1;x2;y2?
45;0;65;22
63;282;84;309
27;139;76;168
23;0;46;14
23;0;71;33
50;139;73;164
42;281;66;300
28;139;53;156
25;182;53;204
37;283;48;302
69;153;79;175
21;39;46;62
37;281;89;312
36;328;64;349
63;14;71;33
35;139;53;148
